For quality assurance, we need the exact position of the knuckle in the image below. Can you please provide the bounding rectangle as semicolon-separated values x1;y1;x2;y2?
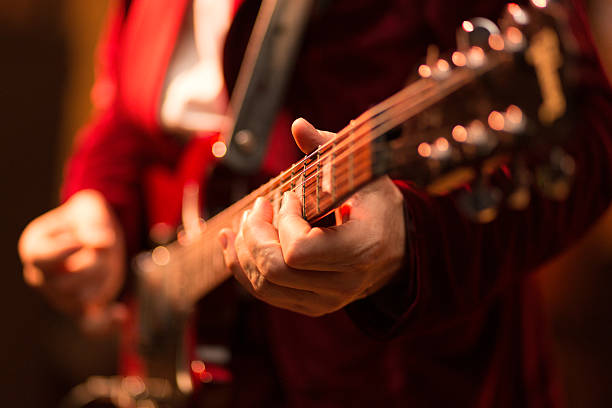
283;239;308;268
258;246;284;279
249;271;267;293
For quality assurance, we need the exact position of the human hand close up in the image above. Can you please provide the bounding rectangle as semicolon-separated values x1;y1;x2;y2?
18;189;127;334
219;119;406;316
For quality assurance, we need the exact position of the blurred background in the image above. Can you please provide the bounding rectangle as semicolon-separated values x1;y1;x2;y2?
0;1;611;407
0;1;115;406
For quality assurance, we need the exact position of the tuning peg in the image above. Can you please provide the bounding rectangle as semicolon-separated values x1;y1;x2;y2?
536;147;575;200
503;3;530;27
453;120;498;158
457;177;502;223
418;59;452;81
456;17;502;55
488;105;526;134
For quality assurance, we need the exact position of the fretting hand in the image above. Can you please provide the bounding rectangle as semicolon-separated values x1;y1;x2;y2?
219;119;406;316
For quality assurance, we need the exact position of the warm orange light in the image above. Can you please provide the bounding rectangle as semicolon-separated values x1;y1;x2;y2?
212;141;227;158
531;0;547;8
151;246;170;266
435;137;449;151
507;3;528;24
507;3;522;14
506;105;523;124
488;111;505;131
467;46;485;66
488;34;505;51
191;360;206;374
200;372;213;383
506;27;523;45
418;142;432;157
462;21;474;32
451;51;467;67
468;120;486;140
418;64;432;78
436;59;450;72
452;125;468;142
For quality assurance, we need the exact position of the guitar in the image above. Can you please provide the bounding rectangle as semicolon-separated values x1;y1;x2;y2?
62;1;580;406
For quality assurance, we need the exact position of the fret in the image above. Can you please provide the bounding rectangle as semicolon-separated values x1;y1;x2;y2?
302;159;307;218
348;122;355;192
272;186;281;228
316;147;321;215
331;141;336;203
290;164;296;191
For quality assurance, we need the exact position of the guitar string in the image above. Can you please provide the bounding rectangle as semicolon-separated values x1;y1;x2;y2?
257;64;480;207
172;64;480;267
171;74;446;252
173;62;487;262
162;57;501;298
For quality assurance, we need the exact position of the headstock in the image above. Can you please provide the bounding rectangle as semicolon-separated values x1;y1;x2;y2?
387;0;579;222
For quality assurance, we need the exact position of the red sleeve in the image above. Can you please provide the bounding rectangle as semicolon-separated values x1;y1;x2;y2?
61;2;149;255
347;0;612;339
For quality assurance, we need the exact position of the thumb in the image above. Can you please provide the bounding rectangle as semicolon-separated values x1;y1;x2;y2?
291;118;335;154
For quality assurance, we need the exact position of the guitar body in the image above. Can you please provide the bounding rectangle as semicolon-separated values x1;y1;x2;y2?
117;118;297;407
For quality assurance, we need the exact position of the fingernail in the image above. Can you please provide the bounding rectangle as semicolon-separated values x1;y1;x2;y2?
219;233;228;250
241;210;249;224
253;197;267;213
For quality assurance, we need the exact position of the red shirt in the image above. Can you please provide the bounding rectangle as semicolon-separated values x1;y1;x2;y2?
63;0;612;406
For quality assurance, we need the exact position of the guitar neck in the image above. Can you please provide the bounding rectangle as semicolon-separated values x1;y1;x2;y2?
141;55;499;309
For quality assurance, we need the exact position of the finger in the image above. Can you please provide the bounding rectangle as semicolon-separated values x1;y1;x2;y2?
291;118;335;154
219;228;239;273
28;238;83;275
19;219;82;267
23;265;45;287
42;248;107;296
240;197;355;293
64;248;98;274
233;234;338;317
277;192;360;271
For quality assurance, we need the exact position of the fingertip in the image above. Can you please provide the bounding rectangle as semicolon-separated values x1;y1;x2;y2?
280;191;300;214
291;117;326;154
218;228;237;253
253;197;266;214
23;266;44;287
291;117;313;134
240;210;250;229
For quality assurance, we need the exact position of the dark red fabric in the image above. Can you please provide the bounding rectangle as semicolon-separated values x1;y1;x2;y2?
61;0;612;406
